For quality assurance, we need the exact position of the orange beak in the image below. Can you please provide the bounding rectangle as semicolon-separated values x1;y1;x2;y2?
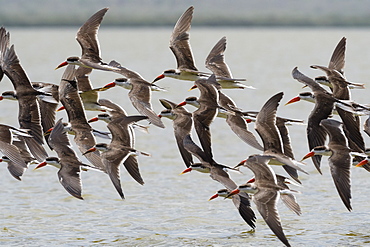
355;159;369;167
285;96;301;106
226;189;240;198
180;167;192;175
188;85;197;91
235;159;247;168
34;161;47;170
153;74;165;83
176;101;187;108
88;117;99;123
208;193;219;201
56;106;65;111
83;147;96;155
100;82;116;91
301;151;315;161
55;61;68;70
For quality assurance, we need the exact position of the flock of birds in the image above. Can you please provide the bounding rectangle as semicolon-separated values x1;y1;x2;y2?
1;5;370;247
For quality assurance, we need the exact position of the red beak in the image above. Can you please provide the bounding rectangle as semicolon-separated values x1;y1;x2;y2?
301;151;315;161
235;159;247;168
101;82;116;90
0;96;3;101
188;85;198;91
245;118;252;123
83;147;97;155
208;193;219;201
180;167;192;175
285;96;301;106
153;74;165;83
176;101;187;108
56;106;65;111
88;117;99;123
55;61;68;70
247;177;255;183
34;161;47;170
227;189;240;197
355;159;369;167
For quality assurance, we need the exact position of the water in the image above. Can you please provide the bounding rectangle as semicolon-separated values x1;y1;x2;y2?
0;27;370;246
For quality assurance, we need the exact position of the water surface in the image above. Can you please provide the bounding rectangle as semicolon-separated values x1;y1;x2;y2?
0;27;370;246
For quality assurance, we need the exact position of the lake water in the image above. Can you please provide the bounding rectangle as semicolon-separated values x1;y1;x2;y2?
0;27;370;246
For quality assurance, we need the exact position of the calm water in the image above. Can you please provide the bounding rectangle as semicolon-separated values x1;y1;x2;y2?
0;27;370;246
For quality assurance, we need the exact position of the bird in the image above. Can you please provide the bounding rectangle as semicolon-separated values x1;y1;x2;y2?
310;64;365;158
35;118;92;200
107;61;165;128
158;98;195;168
291;67;336;174
0;82;60;149
319;118;352;211
230;154;292;247
301;145;370;172
101;78;167;92
208;188;256;229
153;6;210;83
194;72;263;151
0;27;48;162
58;64;105;172
83;115;150;199
254;91;308;182
180;160;256;229
285;92;316;105
0;124;34;180
205;36;253;89
87;101;149;186
55;8;113;72
55;7;115;113
177;75;221;163
31;82;60;147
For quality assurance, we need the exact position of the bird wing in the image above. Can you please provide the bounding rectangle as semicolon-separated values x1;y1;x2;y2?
253;189;291;247
169;6;198;71
58;162;83;200
205;36;233;78
76;7;108;62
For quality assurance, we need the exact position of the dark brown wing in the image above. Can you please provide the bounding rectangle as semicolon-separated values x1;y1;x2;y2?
129;81;165;128
320;119;352;211
193;106;217;163
108;115;148;186
255;92;284;153
328;149;352;211
205;36;232;78
231;194;256;229
169;6;197;71
58;162;83;200
102;147;136;199
253;189;291;247
76;7;108;62
226;114;264;151
292;67;334;173
173;111;194;167
328;37;346;74
59;65;105;171
1;44;47;161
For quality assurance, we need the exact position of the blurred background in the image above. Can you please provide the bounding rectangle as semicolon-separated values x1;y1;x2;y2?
1;0;370;27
